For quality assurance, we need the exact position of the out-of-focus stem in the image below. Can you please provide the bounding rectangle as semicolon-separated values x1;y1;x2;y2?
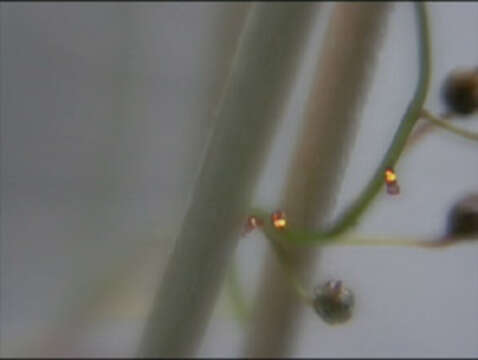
244;3;392;357
138;3;319;357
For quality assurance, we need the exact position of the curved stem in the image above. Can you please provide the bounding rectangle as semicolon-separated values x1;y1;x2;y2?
245;4;393;355
239;2;434;327
249;2;431;245
322;2;431;238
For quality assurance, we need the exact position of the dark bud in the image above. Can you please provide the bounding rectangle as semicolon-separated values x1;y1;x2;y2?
442;68;478;116
313;280;354;325
447;193;478;237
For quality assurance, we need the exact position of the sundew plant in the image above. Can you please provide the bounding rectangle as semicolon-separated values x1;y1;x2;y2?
1;2;477;358
140;2;478;358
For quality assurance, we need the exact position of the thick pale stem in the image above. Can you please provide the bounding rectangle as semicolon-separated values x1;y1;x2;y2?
244;3;392;357
138;4;319;357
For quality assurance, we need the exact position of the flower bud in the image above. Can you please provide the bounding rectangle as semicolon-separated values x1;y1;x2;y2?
447;193;478;237
313;280;354;325
442;68;478;116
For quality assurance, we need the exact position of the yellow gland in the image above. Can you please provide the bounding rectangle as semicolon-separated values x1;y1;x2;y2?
384;168;397;184
271;210;287;229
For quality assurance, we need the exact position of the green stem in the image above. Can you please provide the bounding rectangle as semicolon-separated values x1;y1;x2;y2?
265;234;314;305
421;109;478;141
226;229;474;318
324;234;473;249
238;2;432;310
249;2;431;245
323;2;431;238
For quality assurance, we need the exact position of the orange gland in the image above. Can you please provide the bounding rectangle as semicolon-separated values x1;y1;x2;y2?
271;210;287;230
384;168;397;184
384;167;400;195
243;215;263;235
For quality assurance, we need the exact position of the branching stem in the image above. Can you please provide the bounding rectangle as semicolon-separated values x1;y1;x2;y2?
248;2;431;245
421;108;478;141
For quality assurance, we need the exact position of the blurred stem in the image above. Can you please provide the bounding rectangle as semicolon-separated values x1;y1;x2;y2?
138;4;319;357
225;261;250;326
320;234;475;249
244;3;392;357
266;235;315;305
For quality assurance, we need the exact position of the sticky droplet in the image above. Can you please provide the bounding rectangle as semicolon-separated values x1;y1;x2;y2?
271;210;287;230
384;168;397;184
384;168;400;195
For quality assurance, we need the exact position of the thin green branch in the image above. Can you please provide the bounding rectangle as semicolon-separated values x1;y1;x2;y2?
421;108;478;141
326;234;475;249
236;1;476;318
248;3;431;244
233;3;477;308
226;227;476;316
322;2;431;238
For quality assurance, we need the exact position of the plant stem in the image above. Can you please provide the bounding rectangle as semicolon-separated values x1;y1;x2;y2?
323;234;474;249
266;235;315;305
247;3;431;246
244;3;392;357
225;260;250;326
138;4;319;357
323;2;431;238
421;108;478;141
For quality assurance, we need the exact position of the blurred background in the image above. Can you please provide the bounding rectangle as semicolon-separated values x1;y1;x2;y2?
1;2;477;357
